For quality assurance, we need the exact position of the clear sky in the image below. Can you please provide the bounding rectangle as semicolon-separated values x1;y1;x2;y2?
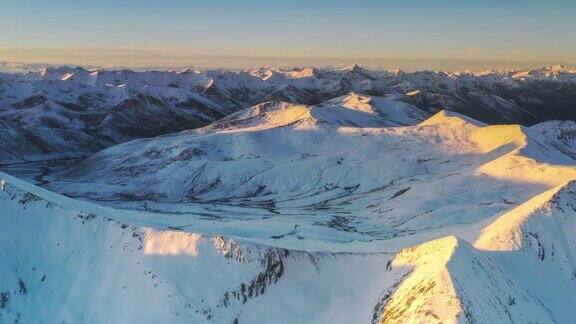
1;0;575;69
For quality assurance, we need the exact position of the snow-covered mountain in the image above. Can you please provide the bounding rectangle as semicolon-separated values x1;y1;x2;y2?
42;103;576;240
3;107;576;322
0;172;393;323
3;65;576;323
2;65;576;163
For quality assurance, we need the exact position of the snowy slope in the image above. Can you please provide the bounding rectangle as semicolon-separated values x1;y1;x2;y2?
474;182;576;322
0;172;396;324
3;114;576;322
43;108;575;247
382;236;554;323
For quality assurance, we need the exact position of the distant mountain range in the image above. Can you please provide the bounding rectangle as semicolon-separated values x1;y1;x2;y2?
2;64;576;163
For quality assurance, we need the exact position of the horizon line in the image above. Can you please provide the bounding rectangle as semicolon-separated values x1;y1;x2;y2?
1;56;574;73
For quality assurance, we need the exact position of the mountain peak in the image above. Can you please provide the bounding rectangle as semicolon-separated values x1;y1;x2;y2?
344;64;364;73
420;110;486;127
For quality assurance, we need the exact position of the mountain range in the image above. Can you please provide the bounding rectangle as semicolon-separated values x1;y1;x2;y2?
2;65;576;164
2;65;576;323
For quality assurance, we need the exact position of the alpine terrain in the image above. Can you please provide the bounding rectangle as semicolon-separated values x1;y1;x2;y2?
2;65;576;323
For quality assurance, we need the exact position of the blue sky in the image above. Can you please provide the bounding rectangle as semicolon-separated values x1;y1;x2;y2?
1;0;574;67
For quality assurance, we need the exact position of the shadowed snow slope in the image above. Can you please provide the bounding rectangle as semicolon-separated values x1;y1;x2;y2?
0;172;394;323
474;181;576;322
0;120;108;164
